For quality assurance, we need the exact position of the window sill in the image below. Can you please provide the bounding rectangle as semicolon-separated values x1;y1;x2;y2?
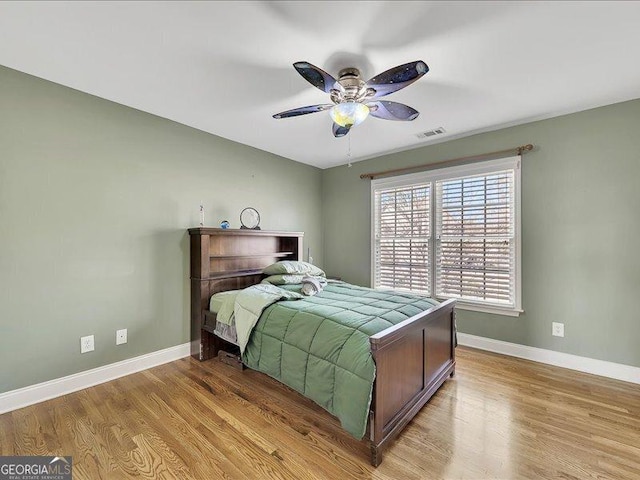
453;302;524;317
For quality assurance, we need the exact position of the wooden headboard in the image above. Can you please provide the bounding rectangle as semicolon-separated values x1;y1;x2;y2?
188;227;303;360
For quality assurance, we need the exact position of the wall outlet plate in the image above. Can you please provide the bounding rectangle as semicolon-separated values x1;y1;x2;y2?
80;335;95;353
552;322;565;337
116;328;127;345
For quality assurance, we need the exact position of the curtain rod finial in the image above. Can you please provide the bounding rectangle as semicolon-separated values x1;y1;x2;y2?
517;144;534;155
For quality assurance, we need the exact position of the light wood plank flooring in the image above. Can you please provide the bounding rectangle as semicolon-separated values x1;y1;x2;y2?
1;347;638;479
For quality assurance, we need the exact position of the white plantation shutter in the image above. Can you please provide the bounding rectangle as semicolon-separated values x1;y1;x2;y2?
373;184;431;294
372;156;521;315
436;170;516;307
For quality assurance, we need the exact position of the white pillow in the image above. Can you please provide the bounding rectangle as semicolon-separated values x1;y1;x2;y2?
263;261;325;277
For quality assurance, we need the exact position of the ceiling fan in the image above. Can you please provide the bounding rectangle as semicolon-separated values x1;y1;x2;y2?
273;60;428;137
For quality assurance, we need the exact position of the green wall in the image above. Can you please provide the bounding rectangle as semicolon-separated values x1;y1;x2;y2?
2;62;638;395
322;99;640;368
0;66;323;393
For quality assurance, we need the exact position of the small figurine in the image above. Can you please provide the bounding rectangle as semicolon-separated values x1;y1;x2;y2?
220;220;230;229
199;202;205;227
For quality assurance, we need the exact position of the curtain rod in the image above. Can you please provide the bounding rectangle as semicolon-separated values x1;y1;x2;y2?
360;144;534;180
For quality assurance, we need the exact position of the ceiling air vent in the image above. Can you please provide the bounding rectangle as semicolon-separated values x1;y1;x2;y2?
416;127;446;139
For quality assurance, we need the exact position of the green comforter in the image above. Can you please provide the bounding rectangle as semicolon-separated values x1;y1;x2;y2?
232;284;303;352
242;281;439;439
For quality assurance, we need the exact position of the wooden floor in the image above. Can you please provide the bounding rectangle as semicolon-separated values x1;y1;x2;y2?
1;347;638;479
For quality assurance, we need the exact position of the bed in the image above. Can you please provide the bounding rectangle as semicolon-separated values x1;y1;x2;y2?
189;227;456;466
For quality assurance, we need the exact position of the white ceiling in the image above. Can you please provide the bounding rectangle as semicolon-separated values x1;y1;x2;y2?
1;1;640;168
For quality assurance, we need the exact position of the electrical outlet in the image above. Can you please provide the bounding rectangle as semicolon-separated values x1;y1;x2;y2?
552;322;565;337
116;328;127;345
80;335;95;353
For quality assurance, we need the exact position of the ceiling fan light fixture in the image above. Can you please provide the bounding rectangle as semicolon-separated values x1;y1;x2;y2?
330;102;370;128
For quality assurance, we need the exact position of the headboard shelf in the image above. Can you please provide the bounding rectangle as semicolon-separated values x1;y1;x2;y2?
189;228;303;360
188;227;304;237
210;252;294;259
209;269;265;280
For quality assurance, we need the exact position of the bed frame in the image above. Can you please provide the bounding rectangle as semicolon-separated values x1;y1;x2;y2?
189;227;456;466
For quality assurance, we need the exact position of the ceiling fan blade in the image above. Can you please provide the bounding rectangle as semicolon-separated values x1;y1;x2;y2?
367;101;420;121
273;104;333;119
332;123;351;138
294;61;339;93
366;60;429;98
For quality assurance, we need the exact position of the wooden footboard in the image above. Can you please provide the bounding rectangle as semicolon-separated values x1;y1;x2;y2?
369;298;456;466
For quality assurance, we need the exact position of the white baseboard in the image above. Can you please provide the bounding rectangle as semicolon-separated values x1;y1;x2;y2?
2;336;636;415
0;343;191;414
457;333;640;385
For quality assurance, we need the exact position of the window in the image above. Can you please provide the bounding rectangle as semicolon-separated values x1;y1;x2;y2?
372;156;521;316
